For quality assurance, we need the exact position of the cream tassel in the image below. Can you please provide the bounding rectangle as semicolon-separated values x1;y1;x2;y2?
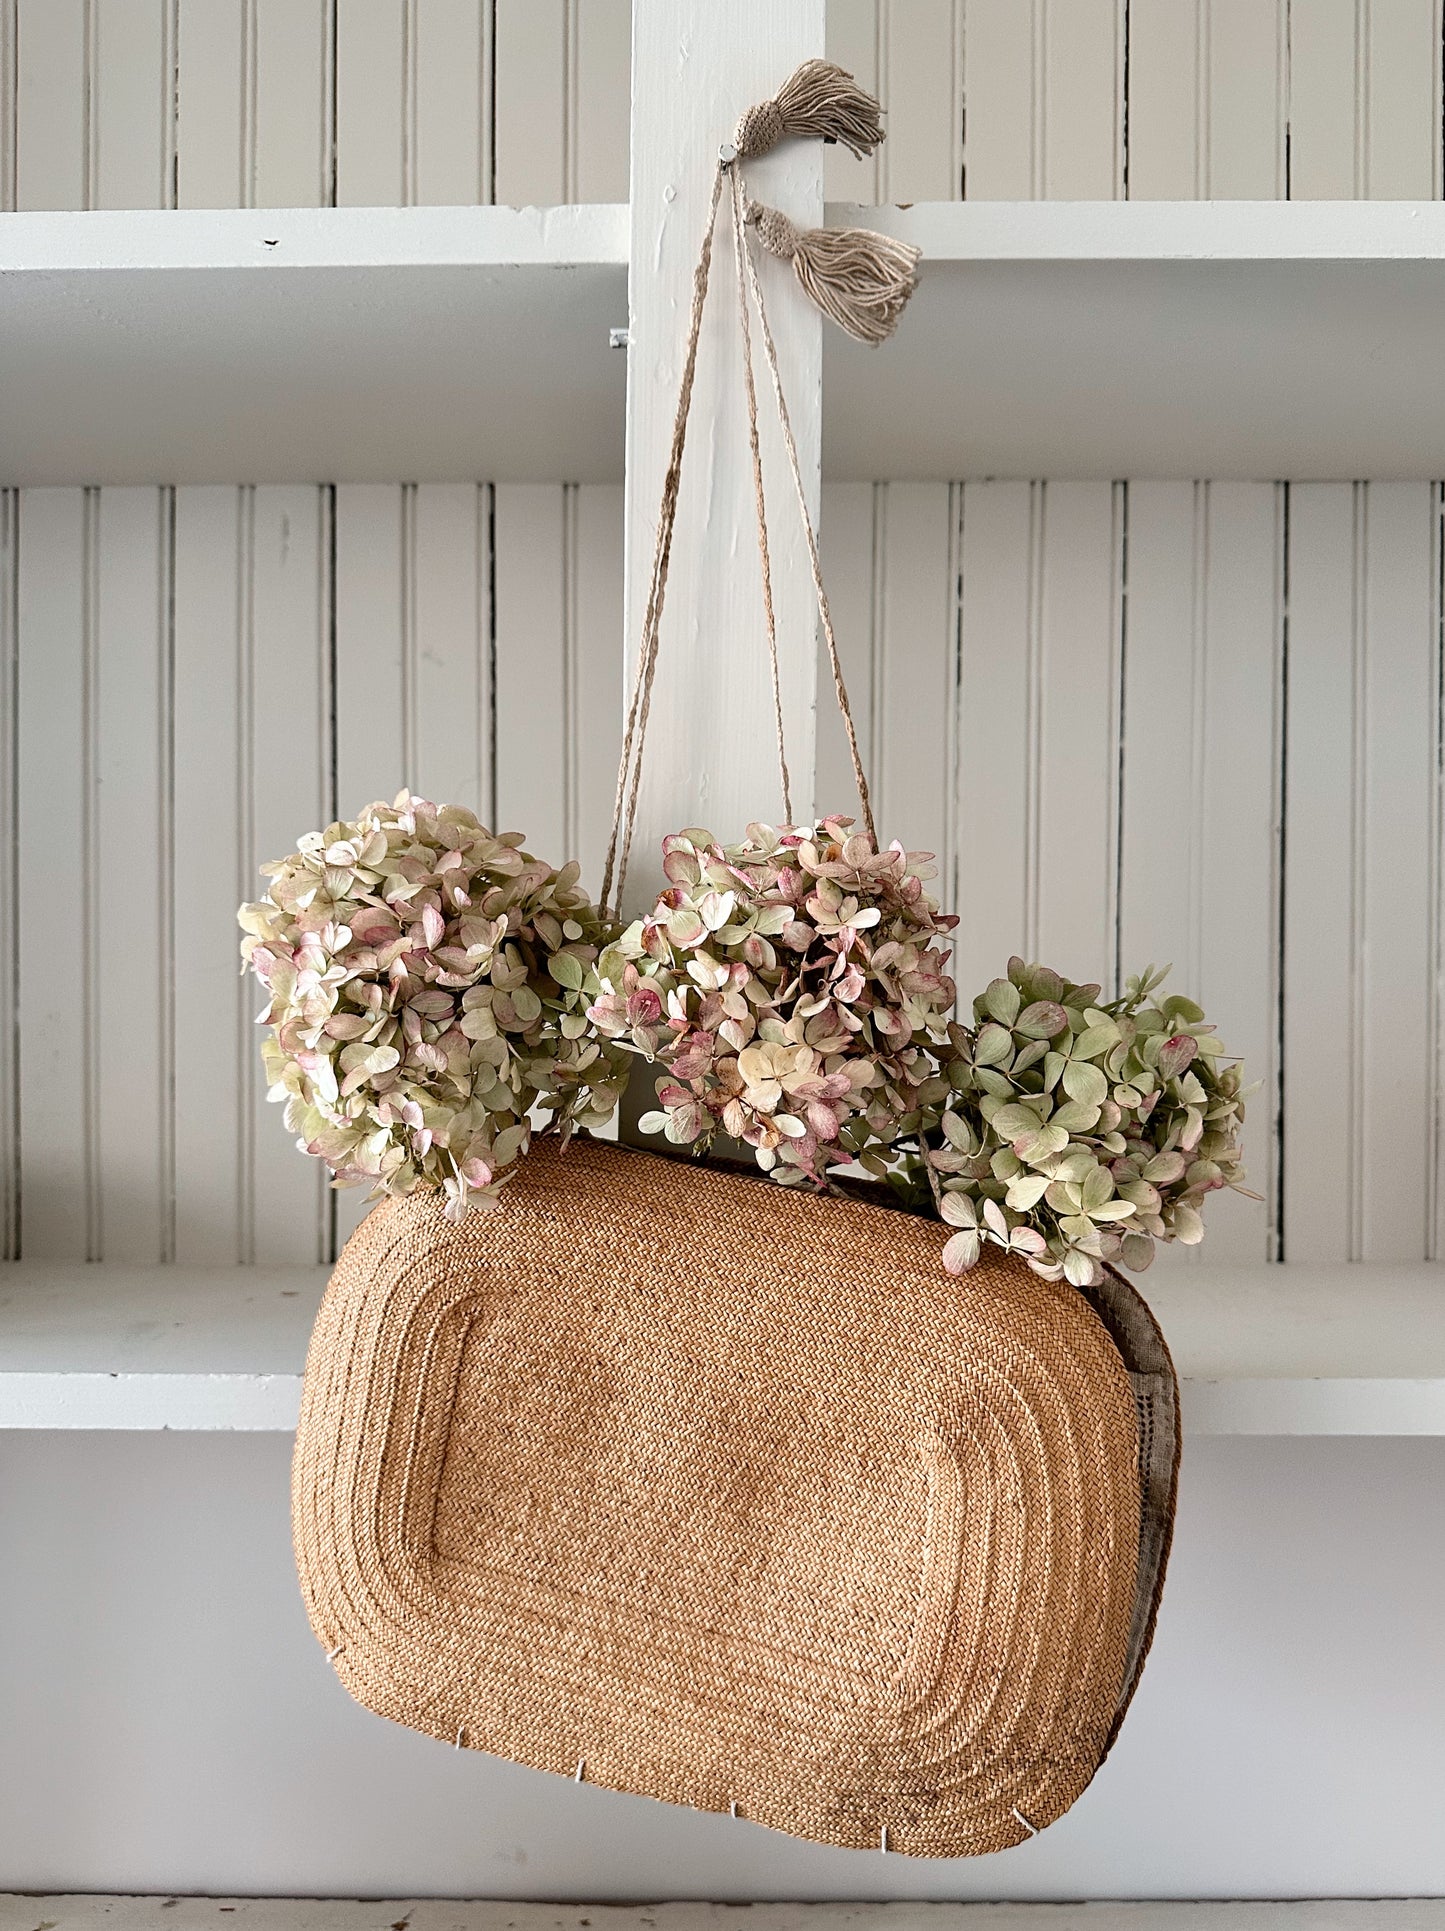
747;203;921;346
734;59;886;160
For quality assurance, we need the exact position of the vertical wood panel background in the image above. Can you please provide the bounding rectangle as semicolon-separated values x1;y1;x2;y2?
4;3;1445;1267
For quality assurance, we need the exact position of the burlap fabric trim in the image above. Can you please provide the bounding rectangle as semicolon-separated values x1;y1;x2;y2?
293;1136;1177;1857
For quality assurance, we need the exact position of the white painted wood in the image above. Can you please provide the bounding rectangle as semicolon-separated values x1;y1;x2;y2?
8;1903;1445;1930
1357;483;1436;1259
414;0;489;208
14;0;88;210
953;480;1035;998
0;490;14;1261
1041;0;1123;200
622;1;824;915
575;0;632;206
571;483;625;889
870;481;953;862
94;486;170;1263
5;1256;1444;1434
1034;481;1121;988
410;482;489;816
494;484;566;861
0;0;16;214
960;0;1037;198
92;0;172;210
172;485;246;1265
494;0;565;207
334;483;405;813
876;0;962;204
826;199;1445;477
335;0;406;208
253;0;331;209
1120;482;1281;1262
1362;0;1443;198
823;0;879;202
0;204;628;486
816;481;877;821
29;202;1445;484
1283;483;1358;1264
246;486;330;1266
15;488;92;1259
1207;0;1287;199
175;0;244;211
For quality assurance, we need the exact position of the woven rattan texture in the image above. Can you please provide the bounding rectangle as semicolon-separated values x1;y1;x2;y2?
293;1137;1146;1857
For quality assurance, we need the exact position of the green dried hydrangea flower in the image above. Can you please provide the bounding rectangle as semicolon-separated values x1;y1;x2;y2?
925;959;1248;1287
585;817;959;1185
238;790;629;1220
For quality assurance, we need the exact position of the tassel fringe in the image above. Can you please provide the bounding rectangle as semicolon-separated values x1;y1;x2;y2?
748;203;921;346
734;59;886;160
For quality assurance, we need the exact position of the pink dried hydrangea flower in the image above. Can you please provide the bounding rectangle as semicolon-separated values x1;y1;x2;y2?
238;791;628;1221
588;817;958;1185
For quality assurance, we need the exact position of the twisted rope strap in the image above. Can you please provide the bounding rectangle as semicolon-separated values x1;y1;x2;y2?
600;62;920;921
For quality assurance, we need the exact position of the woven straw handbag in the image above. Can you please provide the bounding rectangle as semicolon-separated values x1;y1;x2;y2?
294;1134;1178;1858
291;70;1181;1859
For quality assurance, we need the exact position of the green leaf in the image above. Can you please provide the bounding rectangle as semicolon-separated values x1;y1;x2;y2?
548;951;584;991
1072;1022;1118;1061
991;1103;1039;1142
1050;1099;1101;1134
1080;1163;1114;1214
1062;1059;1108;1108
973;1022;1014;1068
1017;999;1069;1040
983;976;1021;1027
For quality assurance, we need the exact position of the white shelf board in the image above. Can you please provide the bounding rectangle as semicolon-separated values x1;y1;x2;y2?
0;203;628;484
1;1257;1441;1435
13;201;1445;483
823;199;1445;479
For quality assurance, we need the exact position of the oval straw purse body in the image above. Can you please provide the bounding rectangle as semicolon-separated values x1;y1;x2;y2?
293;1135;1178;1857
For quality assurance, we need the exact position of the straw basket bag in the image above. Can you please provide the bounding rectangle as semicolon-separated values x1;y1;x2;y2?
293;1134;1178;1858
290;68;1181;1859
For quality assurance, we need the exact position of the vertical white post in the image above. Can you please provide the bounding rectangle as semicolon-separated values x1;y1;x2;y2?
621;0;825;917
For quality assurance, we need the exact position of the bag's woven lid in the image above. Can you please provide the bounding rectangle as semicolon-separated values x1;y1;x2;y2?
294;1136;1168;1857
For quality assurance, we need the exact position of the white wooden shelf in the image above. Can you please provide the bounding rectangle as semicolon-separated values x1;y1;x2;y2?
830;199;1445;479
0;203;629;485
1;1258;1441;1436
12;201;1445;483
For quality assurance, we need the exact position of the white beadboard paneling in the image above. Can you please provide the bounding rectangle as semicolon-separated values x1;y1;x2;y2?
93;0;173;209
877;0;962;204
960;0;1037;198
0;491;16;1260
572;484;624;891
253;0;331;209
824;0;879;203
15;0;88;209
1125;0;1205;200
1283;483;1360;1263
1357;483;1436;1259
872;481;953;863
246;485;330;1267
94;487;171;1263
1042;0;1123;199
575;0;631;205
1287;0;1363;199
16;489;92;1258
334;483;405;815
175;0;244;210
953;481;1036;997
493;0;565;206
172;486;245;1265
1362;0;1444;197
409;482;489;815
1;0;16;212
494;484;565;860
817;481;877;823
1035;481;1123;987
414;0;488;207
1207;0;1287;199
335;0;405;207
1120;481;1281;1262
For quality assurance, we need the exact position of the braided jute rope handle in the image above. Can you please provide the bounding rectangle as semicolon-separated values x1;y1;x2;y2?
600;62;922;922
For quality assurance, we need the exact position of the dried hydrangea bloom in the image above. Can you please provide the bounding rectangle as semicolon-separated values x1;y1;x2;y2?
238;791;629;1221
586;817;958;1184
928;959;1248;1286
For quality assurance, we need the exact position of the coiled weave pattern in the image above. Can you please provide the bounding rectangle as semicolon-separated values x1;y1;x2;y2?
293;1137;1166;1857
